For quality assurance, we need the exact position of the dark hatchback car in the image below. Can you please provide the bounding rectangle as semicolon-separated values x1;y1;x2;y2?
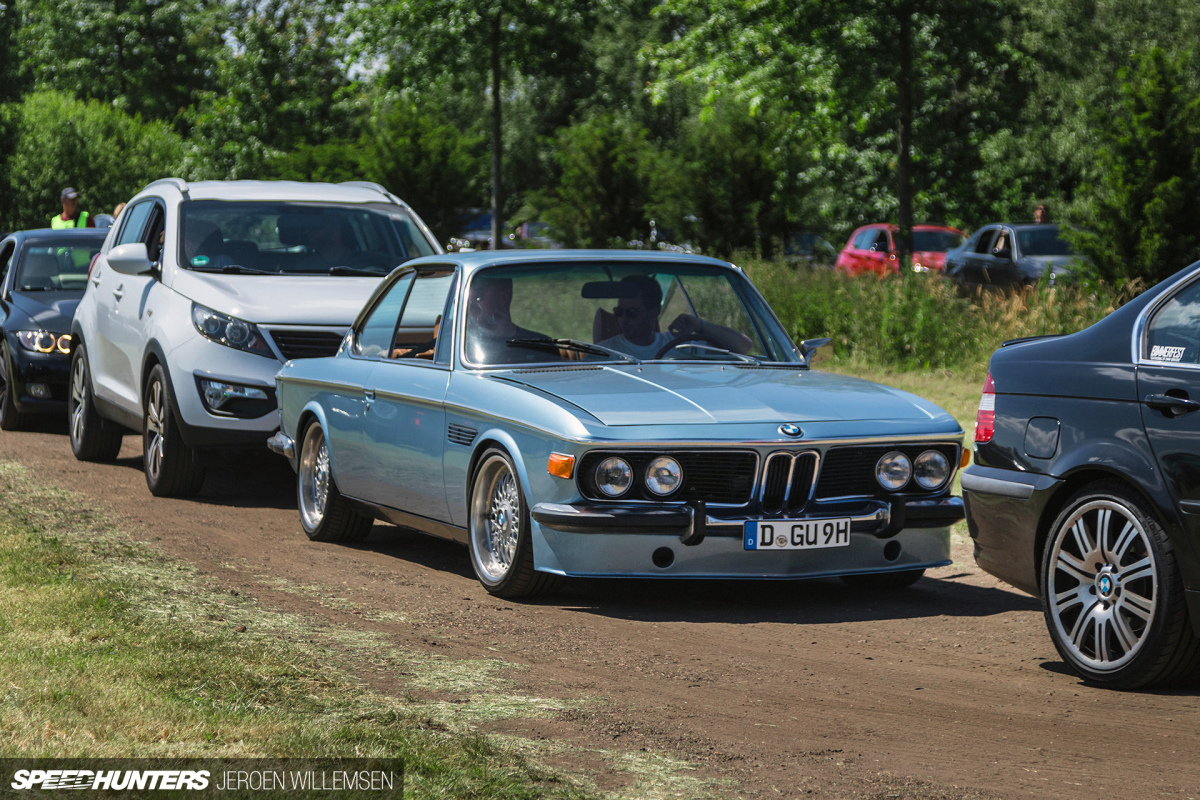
0;228;107;430
961;261;1200;688
945;223;1081;289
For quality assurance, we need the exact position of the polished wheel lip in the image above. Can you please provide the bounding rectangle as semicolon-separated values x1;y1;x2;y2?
144;378;166;482
69;355;87;445
1048;498;1159;672
470;455;520;585
298;425;330;532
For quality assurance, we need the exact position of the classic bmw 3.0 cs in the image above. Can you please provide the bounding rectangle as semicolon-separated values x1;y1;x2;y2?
269;251;967;597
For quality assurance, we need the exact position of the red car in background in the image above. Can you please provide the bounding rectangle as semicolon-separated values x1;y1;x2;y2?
834;223;965;276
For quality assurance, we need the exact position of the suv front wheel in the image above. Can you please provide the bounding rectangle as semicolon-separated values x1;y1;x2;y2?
143;364;205;497
68;344;124;461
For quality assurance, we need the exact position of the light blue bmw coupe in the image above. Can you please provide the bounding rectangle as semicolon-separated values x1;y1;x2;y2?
268;251;965;597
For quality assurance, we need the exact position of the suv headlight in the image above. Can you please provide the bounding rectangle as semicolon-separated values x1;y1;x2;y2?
16;331;71;354
191;304;274;358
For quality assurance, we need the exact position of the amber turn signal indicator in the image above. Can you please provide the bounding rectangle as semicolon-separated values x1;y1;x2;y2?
960;448;972;469
547;453;575;479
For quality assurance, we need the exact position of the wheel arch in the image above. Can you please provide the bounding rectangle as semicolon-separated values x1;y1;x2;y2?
1034;466;1183;590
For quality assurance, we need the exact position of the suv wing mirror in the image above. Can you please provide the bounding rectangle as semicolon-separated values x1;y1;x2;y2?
107;243;154;275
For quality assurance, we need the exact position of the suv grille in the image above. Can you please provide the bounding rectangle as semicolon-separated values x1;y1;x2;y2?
266;329;346;361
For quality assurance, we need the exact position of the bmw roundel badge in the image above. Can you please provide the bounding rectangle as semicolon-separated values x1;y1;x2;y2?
779;423;803;438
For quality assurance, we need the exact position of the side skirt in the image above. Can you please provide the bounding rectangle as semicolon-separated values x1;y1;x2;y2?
345;497;469;546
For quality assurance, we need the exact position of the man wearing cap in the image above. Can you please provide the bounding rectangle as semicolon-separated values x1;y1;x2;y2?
50;188;95;228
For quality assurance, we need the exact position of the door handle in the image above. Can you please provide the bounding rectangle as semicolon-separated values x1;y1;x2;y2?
364;389;376;408
112;284;124;300
1144;393;1200;416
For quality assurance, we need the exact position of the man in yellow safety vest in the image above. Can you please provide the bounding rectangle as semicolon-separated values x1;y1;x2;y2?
50;187;95;229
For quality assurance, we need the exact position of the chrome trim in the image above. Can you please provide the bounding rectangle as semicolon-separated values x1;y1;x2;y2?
1130;264;1200;364
266;431;295;460
960;470;1035;499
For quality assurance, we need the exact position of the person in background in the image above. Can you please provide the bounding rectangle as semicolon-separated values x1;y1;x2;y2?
1034;203;1051;224
51;187;95;228
112;202;126;219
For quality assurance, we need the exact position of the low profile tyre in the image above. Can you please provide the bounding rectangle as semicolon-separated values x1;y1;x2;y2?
0;341;26;431
1041;481;1200;688
297;420;372;542
841;568;926;590
468;448;558;598
68;345;124;461
143;364;206;497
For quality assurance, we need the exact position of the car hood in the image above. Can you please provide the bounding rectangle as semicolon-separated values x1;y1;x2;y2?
496;364;952;426
6;290;80;332
170;270;383;325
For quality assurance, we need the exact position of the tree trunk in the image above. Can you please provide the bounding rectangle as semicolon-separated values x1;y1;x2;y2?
895;1;914;275
489;11;503;250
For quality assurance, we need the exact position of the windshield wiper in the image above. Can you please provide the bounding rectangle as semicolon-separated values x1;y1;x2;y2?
329;265;386;276
654;343;761;363
506;337;638;363
190;264;276;275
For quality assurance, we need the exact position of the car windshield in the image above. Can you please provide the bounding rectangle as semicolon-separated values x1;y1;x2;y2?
1017;226;1075;257
15;240;101;291
179;201;437;276
462;261;799;367
912;230;963;252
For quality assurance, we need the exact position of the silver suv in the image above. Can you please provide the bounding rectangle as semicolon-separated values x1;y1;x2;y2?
69;179;441;496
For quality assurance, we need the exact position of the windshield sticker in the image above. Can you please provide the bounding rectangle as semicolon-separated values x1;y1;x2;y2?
1150;345;1186;362
191;255;210;267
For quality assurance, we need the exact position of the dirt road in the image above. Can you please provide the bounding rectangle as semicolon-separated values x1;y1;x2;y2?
3;420;1198;799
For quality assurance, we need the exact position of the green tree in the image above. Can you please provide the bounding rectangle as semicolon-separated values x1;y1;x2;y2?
183;0;352;179
351;0;595;248
650;0;1023;254
0;90;184;231
534;113;654;247
1068;49;1200;282
16;0;220;125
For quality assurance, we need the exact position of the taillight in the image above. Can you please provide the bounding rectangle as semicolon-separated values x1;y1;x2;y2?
974;371;995;443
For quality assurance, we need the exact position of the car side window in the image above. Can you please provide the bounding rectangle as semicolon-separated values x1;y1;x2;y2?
144;204;167;265
992;229;1012;258
852;230;876;249
0;242;14;285
390;271;455;360
973;230;997;255
1145;280;1200;365
116;202;154;246
356;273;414;358
872;230;891;252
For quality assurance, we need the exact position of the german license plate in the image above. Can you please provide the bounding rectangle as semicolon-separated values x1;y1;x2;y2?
744;518;851;550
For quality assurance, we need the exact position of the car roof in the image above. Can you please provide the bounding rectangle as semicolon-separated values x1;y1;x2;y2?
133;179;413;208
979;222;1059;231
3;227;108;244
404;249;737;277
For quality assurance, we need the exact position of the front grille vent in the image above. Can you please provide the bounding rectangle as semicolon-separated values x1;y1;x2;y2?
815;443;959;498
267;329;346;361
447;424;478;446
760;451;819;514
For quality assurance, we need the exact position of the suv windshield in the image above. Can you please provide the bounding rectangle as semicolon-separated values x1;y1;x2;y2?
179;201;437;276
462;261;799;367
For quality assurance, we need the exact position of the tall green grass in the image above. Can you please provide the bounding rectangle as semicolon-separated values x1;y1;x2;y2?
742;256;1142;374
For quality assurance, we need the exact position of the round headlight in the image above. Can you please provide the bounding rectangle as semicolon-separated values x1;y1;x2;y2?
876;451;912;491
645;456;683;496
225;319;251;345
595;457;633;497
914;450;951;490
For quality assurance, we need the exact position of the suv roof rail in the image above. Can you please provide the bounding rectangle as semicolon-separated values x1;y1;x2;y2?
143;177;190;198
338;181;406;207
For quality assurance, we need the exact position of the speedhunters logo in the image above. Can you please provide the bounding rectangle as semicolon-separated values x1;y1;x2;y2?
2;759;402;797
11;770;209;790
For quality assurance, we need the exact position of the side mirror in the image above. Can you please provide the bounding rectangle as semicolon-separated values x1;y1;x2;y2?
800;337;832;364
107;243;154;275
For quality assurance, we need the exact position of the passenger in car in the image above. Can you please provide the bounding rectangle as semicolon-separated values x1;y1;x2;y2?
464;274;547;364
